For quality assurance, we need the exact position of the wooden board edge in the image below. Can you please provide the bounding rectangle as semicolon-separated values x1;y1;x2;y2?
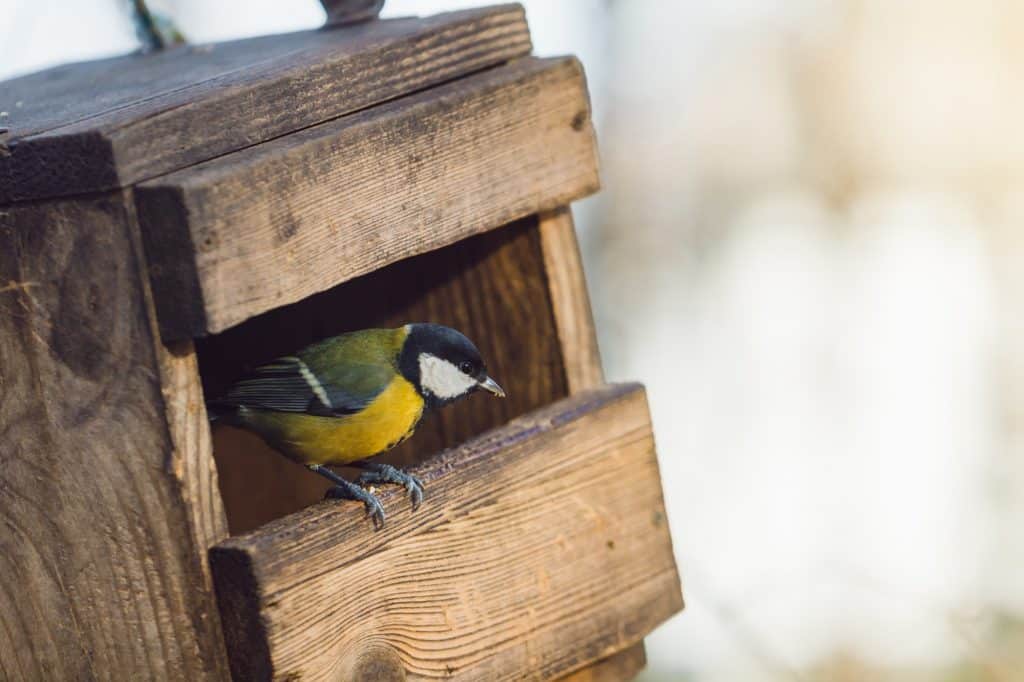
558;642;648;682
133;184;210;341
127;188;234;669
0;130;120;204
208;546;274;681
539;208;682;682
129;185;228;552
539;206;604;393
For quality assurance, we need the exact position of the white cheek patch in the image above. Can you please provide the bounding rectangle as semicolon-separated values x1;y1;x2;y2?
419;353;477;400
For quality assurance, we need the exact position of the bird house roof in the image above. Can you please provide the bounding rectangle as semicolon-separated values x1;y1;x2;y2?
0;5;530;203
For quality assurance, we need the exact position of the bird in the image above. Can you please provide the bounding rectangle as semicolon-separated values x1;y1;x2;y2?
208;323;505;529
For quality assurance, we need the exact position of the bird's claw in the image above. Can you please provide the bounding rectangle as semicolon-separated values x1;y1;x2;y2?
407;475;425;512
356;464;425;512
324;483;386;531
364;498;386;531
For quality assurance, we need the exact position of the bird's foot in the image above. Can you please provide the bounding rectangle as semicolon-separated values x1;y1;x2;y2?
324;479;386;530
355;462;425;511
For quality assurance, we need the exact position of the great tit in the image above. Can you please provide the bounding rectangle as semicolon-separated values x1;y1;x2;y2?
208;323;504;529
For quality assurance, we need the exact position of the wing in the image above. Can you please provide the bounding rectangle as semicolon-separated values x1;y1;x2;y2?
216;355;392;417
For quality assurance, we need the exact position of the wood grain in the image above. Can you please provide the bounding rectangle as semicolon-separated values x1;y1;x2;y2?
539;207;604;393
152;337;231;566
197;217;569;534
209;384;683;681
539;207;640;682
559;644;647;682
0;5;530;203
0;193;229;679
135;55;600;340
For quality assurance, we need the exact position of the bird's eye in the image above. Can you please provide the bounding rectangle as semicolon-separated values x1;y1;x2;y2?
458;361;473;374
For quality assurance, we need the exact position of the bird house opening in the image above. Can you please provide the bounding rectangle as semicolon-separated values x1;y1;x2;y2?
195;216;570;535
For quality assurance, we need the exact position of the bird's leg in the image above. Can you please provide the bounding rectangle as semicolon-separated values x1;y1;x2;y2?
307;464;385;530
352;461;425;512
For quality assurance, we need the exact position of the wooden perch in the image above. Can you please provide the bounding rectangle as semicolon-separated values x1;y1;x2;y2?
136;55;599;340
209;383;682;681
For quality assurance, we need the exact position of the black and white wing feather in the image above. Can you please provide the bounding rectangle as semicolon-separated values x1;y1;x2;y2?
211;356;388;417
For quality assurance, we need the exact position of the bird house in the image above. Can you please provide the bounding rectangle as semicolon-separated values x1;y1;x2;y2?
0;4;682;680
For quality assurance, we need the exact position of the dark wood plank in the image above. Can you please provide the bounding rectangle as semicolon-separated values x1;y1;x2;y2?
209;384;683;682
0;5;531;203
197;217;569;535
136;55;599;340
0;192;229;679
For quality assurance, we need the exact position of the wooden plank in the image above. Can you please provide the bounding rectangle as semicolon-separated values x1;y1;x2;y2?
197;217;569;534
136;55;600;340
539;207;642;682
153;337;231;563
0;193;229;679
0;5;531;203
539;206;604;392
559;643;647;682
209;384;682;681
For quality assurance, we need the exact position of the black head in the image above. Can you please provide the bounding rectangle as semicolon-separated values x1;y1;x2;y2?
398;323;505;407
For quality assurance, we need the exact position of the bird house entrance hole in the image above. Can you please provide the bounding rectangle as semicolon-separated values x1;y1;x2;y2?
196;216;570;534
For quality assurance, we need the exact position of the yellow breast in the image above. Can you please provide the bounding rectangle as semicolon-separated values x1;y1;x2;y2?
245;376;425;465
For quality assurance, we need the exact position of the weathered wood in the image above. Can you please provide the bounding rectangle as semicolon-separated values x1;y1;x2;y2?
0;193;229;679
136;55;599;340
539;206;644;681
559;644;647;682
209;384;682;681
153;337;231;564
0;5;531;203
198;217;569;534
539;207;604;392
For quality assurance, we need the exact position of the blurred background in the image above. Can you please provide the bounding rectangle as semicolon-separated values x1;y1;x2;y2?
3;1;1024;680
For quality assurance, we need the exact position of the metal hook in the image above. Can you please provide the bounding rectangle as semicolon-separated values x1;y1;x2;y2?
319;0;386;27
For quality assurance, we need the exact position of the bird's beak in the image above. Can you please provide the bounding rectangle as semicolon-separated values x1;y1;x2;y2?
478;375;506;398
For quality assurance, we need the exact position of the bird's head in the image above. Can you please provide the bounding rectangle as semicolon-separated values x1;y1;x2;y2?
399;323;505;407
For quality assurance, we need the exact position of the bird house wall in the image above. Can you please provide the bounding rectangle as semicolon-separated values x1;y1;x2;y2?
0;191;230;679
197;214;586;535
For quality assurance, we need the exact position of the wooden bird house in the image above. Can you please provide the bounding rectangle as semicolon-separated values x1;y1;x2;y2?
0;4;683;680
